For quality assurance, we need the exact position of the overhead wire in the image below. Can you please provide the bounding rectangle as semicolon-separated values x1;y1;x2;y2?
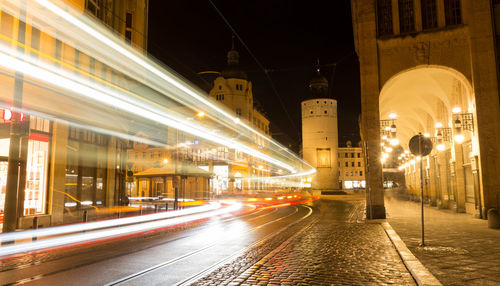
208;0;299;133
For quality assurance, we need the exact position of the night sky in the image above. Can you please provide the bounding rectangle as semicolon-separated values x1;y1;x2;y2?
147;1;361;152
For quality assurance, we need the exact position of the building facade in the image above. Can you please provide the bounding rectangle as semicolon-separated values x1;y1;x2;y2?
0;0;149;231
207;40;271;193
351;0;500;219
338;142;366;190
301;69;339;190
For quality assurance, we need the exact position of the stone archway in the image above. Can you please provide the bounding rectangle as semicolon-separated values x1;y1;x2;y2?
379;65;484;215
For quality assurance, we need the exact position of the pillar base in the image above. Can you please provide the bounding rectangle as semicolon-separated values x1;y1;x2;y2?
366;205;386;219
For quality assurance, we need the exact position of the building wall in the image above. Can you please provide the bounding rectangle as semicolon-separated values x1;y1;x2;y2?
0;0;149;228
338;147;365;189
352;0;500;218
301;98;339;190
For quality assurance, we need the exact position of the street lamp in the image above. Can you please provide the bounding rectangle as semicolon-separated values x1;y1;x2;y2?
452;108;473;144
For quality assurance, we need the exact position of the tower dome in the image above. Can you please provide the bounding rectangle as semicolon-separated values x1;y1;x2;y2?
221;35;247;80
309;61;328;98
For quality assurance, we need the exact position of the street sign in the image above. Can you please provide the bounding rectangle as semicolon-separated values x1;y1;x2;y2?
409;134;433;156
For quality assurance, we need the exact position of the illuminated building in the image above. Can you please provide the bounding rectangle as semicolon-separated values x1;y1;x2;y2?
301;66;339;190
338;141;365;190
208;39;271;192
352;0;500;219
0;0;149;230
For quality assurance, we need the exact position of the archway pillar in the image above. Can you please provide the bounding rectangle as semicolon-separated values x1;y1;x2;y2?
437;152;449;208
428;155;439;207
453;144;466;213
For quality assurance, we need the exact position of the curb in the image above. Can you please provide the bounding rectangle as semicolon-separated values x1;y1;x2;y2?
381;221;442;286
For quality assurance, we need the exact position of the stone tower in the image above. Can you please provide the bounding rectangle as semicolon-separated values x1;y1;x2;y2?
301;65;339;190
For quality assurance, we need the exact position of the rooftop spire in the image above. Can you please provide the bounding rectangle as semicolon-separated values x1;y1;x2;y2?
227;34;239;66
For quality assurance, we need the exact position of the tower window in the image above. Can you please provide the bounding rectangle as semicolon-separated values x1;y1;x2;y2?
398;0;415;33
125;12;133;44
444;0;461;26
377;0;393;36
324;110;328;114
421;0;437;30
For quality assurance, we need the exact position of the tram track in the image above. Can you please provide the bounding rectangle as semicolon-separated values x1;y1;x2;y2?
1;205;297;285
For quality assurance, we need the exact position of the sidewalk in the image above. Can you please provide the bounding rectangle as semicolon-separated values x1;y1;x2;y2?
385;191;500;285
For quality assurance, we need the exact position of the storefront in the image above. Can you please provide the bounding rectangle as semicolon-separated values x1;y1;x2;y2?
0;113;51;221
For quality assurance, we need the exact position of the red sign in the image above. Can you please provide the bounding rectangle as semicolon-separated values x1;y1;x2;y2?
29;132;49;142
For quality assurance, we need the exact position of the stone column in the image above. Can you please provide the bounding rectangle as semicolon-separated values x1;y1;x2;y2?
453;144;466;212
438;152;449;209
467;0;500;218
428;155;440;207
353;0;386;219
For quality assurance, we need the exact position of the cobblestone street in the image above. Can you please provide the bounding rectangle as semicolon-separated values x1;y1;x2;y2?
386;191;500;286
193;195;416;285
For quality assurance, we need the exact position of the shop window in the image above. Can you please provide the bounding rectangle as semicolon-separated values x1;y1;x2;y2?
444;0;461;26
421;0;437;30
399;0;415;33
377;0;393;36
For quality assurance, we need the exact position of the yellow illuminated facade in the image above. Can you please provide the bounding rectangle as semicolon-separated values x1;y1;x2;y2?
0;0;149;229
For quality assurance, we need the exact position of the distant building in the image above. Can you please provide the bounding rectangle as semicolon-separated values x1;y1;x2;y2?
338;141;365;190
206;38;271;192
301;66;339;190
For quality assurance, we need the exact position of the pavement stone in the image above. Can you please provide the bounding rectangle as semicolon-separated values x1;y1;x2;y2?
192;195;416;285
385;190;500;286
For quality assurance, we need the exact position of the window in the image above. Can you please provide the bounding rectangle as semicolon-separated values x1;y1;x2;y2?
125;12;133;44
324;110;328;114
357;153;360;158
398;0;415;33
355;171;358;176
236;108;242;117
345;162;348;167
150;152;154;159
345;153;348;158
142;152;146;159
444;0;461;26
345;171;349;177
421;0;437;30
85;0;102;18
216;94;224;101
219;85;222;90
351;162;355;167
351;153;355;158
360;171;363;176
358;162;361;167
317;148;331;168
377;0;393;36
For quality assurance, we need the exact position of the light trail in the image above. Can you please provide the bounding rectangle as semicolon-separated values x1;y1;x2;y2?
0;203;221;244
0;0;315;191
0;202;243;258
